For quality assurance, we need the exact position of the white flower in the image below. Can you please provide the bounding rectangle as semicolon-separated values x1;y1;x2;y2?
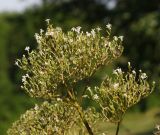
113;36;118;41
45;62;49;65
93;94;99;100
26;74;29;78
141;73;147;79
22;75;26;82
35;33;38;38
119;36;124;41
132;70;136;74
86;31;91;37
76;26;81;33
22;74;29;82
30;89;34;92
34;104;39;110
91;29;95;37
57;98;62;101
113;83;119;89
156;125;160;130
113;70;118;75
25;46;30;52
113;68;122;75
45;31;54;36
106;23;112;29
45;19;50;24
123;93;127;98
71;26;81;34
15;61;19;66
34;33;42;43
128;62;131;67
117;68;122;73
71;27;76;31
96;27;101;32
40;29;44;34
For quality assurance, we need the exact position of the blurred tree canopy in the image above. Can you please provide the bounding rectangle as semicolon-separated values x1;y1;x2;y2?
0;0;160;134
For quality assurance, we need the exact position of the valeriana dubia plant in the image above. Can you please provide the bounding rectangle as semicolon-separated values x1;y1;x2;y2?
8;19;155;135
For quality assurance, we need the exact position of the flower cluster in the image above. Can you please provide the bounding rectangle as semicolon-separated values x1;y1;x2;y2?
16;21;123;100
87;63;155;123
7;101;80;135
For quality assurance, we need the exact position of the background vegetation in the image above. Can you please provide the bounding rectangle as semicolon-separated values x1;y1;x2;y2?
0;0;160;134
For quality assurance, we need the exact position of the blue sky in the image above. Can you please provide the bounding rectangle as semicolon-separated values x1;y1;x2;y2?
0;0;41;12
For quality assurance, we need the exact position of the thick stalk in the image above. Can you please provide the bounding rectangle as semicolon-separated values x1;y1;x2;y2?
75;102;94;135
83;119;94;135
67;90;94;135
115;121;121;135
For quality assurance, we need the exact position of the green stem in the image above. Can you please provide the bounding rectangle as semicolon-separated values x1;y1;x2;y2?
115;121;121;135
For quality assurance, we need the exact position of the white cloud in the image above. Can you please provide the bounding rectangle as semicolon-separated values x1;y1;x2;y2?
0;0;41;12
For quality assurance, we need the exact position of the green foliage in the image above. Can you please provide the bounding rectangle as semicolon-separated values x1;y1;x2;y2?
7;101;80;135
